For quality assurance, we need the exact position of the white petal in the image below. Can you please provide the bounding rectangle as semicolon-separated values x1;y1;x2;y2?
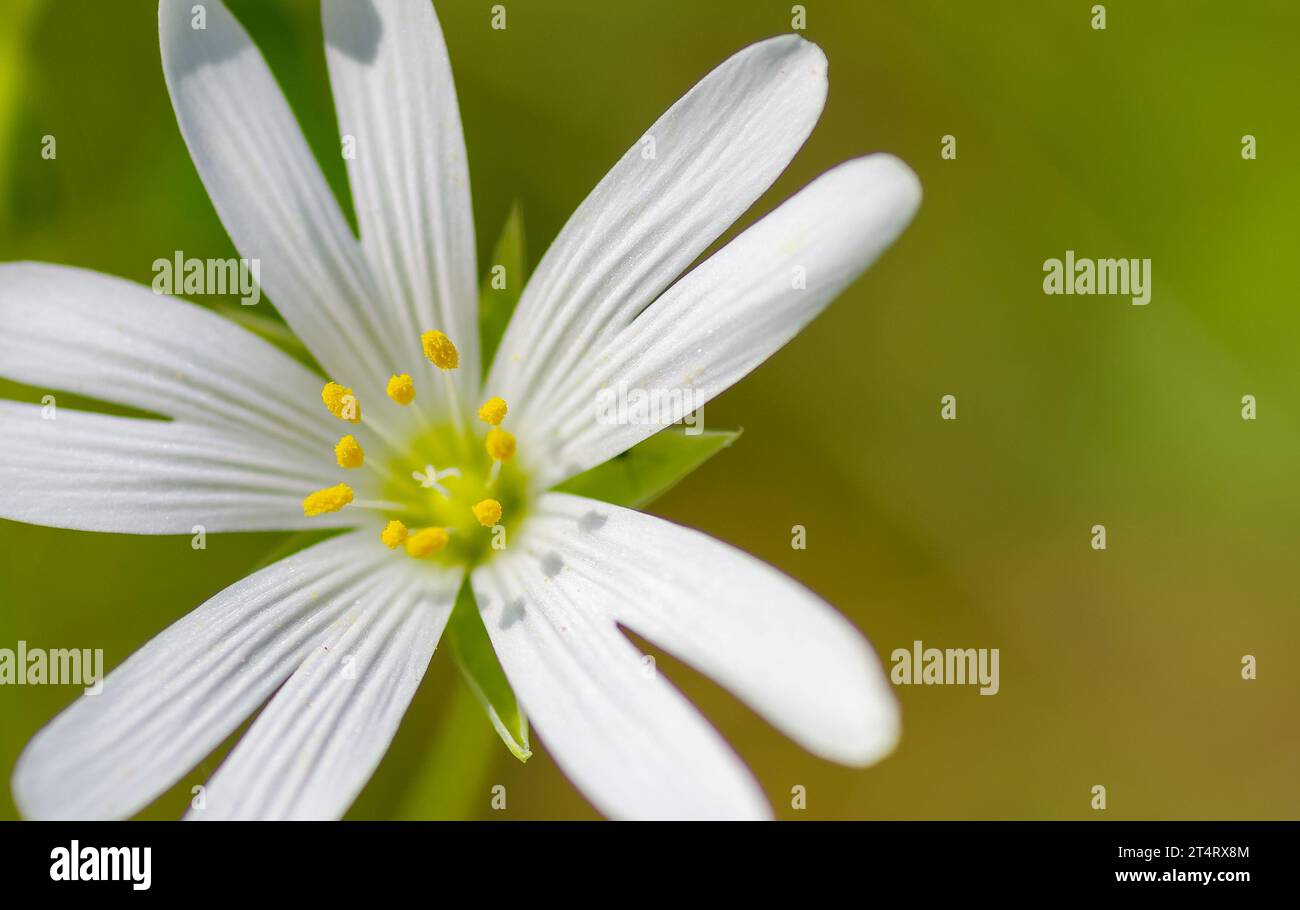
158;0;402;392
0;401;351;533
323;0;479;399
471;532;772;820
518;493;899;767
488;35;828;417
12;531;396;819
0;262;339;459
529;155;921;484
189;562;457;820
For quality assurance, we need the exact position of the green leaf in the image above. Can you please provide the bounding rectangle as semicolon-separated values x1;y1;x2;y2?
213;303;324;375
477;202;526;379
555;426;743;509
445;579;531;762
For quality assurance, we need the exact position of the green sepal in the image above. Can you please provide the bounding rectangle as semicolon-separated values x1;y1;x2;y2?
555;426;742;509
213;303;323;375
477;202;526;380
445;579;531;762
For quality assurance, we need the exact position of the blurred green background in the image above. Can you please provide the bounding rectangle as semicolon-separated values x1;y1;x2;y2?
2;0;1298;820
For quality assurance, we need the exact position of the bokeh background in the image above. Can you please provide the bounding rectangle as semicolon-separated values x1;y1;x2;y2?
1;0;1297;820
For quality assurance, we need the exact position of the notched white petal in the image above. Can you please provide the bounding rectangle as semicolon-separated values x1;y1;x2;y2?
322;0;480;403
187;562;458;820
533;154;922;483
12;531;398;820
490;35;830;420
158;0;401;389
472;543;773;821
518;493;900;768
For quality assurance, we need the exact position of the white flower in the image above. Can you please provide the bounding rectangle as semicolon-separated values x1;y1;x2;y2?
2;0;920;820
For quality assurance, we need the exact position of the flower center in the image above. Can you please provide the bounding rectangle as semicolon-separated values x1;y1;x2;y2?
300;331;527;569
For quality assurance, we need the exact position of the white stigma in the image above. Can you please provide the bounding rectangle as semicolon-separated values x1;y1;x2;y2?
412;464;462;499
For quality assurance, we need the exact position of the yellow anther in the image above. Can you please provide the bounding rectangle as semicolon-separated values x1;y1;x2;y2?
473;498;503;528
485;428;516;462
303;483;354;517
478;396;508;426
334;434;364;469
322;381;360;422
421;331;459;371
381;519;408;549
386;373;416;405
405;527;449;558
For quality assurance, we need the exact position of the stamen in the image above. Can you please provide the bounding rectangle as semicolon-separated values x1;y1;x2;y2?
356;412;407;463
334;434;364;469
440;372;468;440
352;498;409;512
485;428;516;462
478;396;508;426
303;483;353;516
387;373;416;405
421;331;459;371
381;519;408;549
405;527;449;558
418;331;467;438
321;381;360;422
473;499;503;528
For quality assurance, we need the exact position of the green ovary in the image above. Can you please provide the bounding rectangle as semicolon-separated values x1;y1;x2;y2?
380;422;530;569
